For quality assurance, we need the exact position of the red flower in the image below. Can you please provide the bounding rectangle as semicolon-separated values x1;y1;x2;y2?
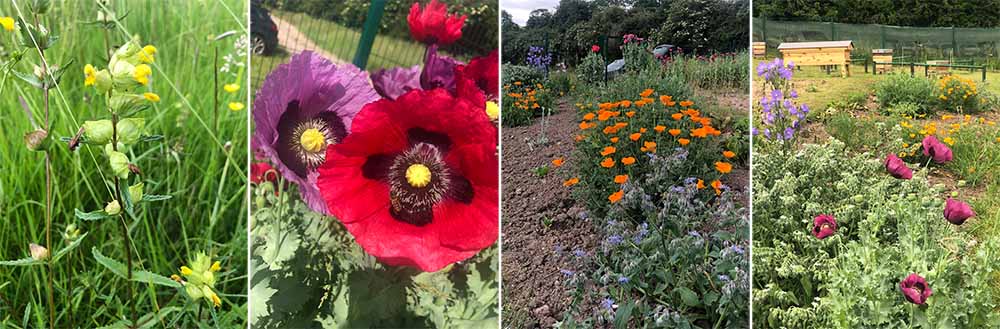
591;45;601;53
250;162;278;184
812;214;836;239
408;0;466;46
455;50;499;101
899;273;932;305
317;89;498;272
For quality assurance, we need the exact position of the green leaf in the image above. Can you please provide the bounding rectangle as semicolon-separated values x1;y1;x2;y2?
0;257;43;266
613;299;635;329
675;286;701;307
52;232;88;262
249;277;276;324
141;194;171;202
92;246;127;278
75;208;109;221
11;69;42;89
133;270;182;288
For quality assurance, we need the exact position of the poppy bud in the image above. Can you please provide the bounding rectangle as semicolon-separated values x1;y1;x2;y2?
812;214;837;239
899;273;932;305
83;120;114;145
29;243;49;260
105;200;121;216
24;129;50;152
943;198;975;225
884;153;913;179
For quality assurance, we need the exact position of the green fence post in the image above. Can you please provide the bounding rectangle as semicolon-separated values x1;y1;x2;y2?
830;22;835;40
951;27;958;58
983;65;987;82
880;25;886;49
761;17;767;48
602;34;608;86
353;0;386;70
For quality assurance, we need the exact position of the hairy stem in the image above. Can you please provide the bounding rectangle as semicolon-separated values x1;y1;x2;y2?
111;112;137;328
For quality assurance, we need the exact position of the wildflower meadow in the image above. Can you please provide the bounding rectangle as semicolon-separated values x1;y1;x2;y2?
0;0;248;328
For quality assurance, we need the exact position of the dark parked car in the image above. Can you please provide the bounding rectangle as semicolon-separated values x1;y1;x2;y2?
250;2;278;55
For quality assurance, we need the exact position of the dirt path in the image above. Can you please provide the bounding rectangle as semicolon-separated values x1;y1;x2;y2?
272;15;343;63
501;98;598;328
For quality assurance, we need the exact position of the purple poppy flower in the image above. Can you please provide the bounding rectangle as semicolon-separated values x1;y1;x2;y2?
943;198;975;225
812;214;837;239
371;65;421;100
884;154;913;180
921;135;953;163
252;51;380;214
420;44;460;92
899;273;932;305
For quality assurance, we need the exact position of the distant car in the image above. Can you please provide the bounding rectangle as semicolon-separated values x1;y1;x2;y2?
250;2;278;55
653;44;675;58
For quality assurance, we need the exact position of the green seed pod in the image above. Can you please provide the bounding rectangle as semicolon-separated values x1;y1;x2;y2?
129;182;144;202
24;129;50;152
83;120;114;145
117;118;145;144
108;150;130;179
104;200;121;216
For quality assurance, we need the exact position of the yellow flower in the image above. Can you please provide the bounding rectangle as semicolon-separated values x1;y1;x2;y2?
485;101;499;121
133;64;152;85
180;266;193;275
943;137;955;146
139;45;157;63
84;64;97;86
210;261;222;272
143;92;160;102
228;102;244;111
224;83;240;93
0;17;14;31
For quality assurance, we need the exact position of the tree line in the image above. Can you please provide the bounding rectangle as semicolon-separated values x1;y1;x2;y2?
754;0;1000;28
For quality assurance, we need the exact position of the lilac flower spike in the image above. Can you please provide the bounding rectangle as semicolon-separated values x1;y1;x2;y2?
252;51;380;214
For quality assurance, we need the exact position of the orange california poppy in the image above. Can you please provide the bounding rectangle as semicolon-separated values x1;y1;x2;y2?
601;146;617;156
563;177;580;187
678;138;690;146
620;100;632;108
579;121;592;130
608;190;624;203
598;110;615;121
691;127;708;138
715;161;732;174
640;141;657;152
575;135;585;142
610;137;620;143
629;133;642;141
679;100;694;107
552;158;564;167
711;180;723;195
626;111;636;118
614;174;628;184
583;112;596;121
659;95;673;105
640;88;654;98
622;157;636;165
672;113;684;120
600;157;615;168
669;129;681;136
723;150;736;158
654;125;666;133
603;126;618;135
696;179;705;189
639;127;648;133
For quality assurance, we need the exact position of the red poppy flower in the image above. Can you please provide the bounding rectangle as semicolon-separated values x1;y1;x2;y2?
408;0;466;46
591;45;601;53
812;214;836;239
317;89;497;272
250;162;278;184
455;50;499;101
899;273;932;305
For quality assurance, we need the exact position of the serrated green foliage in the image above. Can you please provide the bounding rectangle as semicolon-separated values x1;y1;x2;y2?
753;139;1000;328
250;187;499;328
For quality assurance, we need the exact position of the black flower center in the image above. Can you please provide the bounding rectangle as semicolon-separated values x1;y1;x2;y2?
275;100;347;178
361;127;473;226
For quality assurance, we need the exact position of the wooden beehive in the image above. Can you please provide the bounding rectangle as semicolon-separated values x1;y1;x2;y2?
778;41;854;77
872;48;893;74
753;42;766;58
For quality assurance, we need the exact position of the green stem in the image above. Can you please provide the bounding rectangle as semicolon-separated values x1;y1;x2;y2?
111;112;137;328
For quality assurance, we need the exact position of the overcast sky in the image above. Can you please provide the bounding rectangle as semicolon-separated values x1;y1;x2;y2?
503;0;561;26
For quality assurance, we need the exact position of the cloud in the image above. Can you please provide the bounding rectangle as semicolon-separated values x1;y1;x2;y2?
503;0;561;26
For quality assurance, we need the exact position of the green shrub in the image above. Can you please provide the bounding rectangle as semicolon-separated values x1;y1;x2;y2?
663;52;750;90
501;64;544;87
885;101;921;117
874;74;933;114
753;140;1000;328
576;52;605;86
934;75;983;113
547;71;573;95
825;113;900;153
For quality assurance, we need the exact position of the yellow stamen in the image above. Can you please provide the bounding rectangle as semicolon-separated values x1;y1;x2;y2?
485;101;499;120
299;128;326;153
405;164;432;188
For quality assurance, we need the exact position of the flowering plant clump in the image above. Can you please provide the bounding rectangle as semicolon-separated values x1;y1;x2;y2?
935;75;982;113
250;0;498;326
501;80;554;127
894;113;999;184
526;46;552;72
753;139;1000;328
576;50;605;85
754;58;809;149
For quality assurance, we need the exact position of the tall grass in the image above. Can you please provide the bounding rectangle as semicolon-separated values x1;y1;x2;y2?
0;0;247;327
663;51;749;90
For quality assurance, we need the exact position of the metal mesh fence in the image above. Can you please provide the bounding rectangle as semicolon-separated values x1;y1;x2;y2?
753;17;1000;65
252;1;497;90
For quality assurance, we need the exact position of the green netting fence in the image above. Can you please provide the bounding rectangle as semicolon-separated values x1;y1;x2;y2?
753;17;1000;69
252;0;497;90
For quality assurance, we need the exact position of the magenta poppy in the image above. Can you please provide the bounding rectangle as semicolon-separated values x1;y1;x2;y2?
421;44;460;92
943;198;975;225
812;214;837;239
252;51;380;214
316;88;498;272
371;65;421;100
592;45;601;53
884;153;913;180
899;273;932;305
407;0;466;46
921;135;953;164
